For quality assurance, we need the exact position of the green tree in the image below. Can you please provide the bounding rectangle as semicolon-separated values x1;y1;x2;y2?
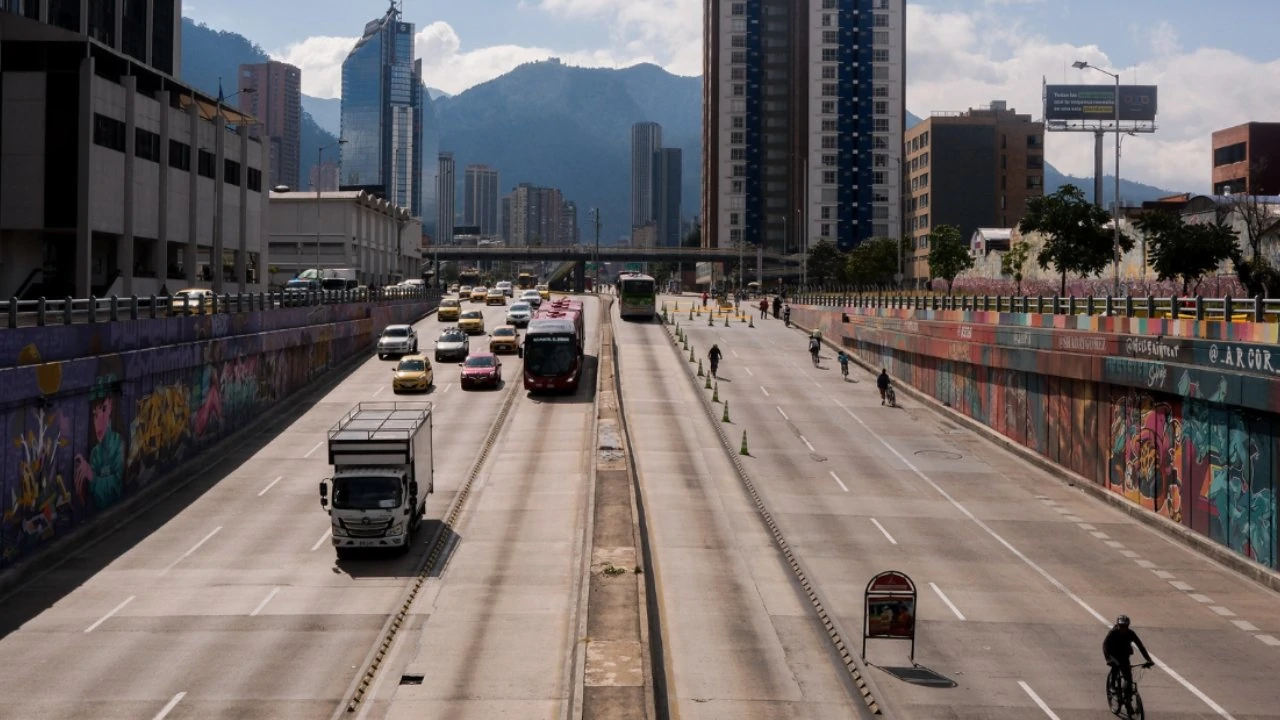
1135;210;1239;295
806;239;843;286
926;224;973;293
682;221;701;248
1001;238;1031;295
1222;190;1280;297
1017;184;1132;295
844;237;899;288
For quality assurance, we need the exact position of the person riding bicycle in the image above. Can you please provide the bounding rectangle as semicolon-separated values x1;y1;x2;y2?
808;334;821;366
708;344;723;378
837;350;850;379
783;304;792;327
1103;615;1153;709
877;368;891;405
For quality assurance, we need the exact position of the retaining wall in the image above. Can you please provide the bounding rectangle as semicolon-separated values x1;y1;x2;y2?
792;303;1280;572
0;299;437;572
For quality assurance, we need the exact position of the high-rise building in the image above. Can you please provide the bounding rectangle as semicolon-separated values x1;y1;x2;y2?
559;200;580;246
238;61;302;191
632;122;663;229
653;148;683;247
7;0;182;75
339;3;427;217
417;63;441;237
436;152;456;245
510;184;566;246
501;194;513;244
310;162;340;192
464;165;500;236
1211;122;1280;195
903;101;1044;284
703;0;905;253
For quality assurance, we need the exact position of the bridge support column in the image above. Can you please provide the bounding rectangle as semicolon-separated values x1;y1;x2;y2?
573;261;586;293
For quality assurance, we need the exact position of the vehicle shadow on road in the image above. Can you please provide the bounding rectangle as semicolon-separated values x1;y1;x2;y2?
525;354;599;405
0;353;370;641
332;521;459;579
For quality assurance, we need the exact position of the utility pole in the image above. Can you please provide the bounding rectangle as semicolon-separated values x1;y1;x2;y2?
592;208;601;291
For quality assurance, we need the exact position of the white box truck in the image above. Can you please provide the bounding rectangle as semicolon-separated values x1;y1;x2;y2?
319;401;433;559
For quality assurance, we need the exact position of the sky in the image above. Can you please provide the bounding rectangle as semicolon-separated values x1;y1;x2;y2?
185;0;1280;194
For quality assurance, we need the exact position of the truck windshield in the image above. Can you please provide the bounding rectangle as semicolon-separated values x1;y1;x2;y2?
525;336;576;376
332;476;402;510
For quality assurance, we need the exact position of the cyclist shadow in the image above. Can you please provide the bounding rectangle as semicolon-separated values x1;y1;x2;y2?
873;664;957;688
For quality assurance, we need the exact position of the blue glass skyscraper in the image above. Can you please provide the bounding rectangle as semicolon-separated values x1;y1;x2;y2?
340;2;436;220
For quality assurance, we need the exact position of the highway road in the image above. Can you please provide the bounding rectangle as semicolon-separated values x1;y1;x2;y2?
0;296;537;719
662;294;1280;719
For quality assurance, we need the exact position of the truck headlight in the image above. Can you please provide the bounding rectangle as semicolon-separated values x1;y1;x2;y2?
332;525;349;537
388;522;404;536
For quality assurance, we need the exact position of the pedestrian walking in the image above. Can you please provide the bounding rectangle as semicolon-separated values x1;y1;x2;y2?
759;298;768;319
708;344;723;378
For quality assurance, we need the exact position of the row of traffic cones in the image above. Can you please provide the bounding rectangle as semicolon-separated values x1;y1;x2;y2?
673;303;749;456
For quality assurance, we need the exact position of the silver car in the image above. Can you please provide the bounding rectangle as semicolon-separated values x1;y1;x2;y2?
520;289;543;308
377;324;418;359
506;303;533;327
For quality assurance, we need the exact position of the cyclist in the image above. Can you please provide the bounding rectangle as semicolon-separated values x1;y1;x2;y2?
808;334;821;367
783;304;792;327
1103;615;1154;712
877;368;891;405
708;344;723;378
837;350;850;380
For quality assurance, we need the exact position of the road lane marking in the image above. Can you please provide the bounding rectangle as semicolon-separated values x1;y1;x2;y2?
1018;681;1061;719
1135;559;1157;569
869;518;897;545
162;527;222;574
776;406;789;421
1105;540;1126;549
1189;594;1214;604
760;386;771;397
442;383;452;393
257;475;283;497
731;349;740;358
1170;581;1195;591
1232;620;1259;631
84;595;135;633
304;440;325;458
1119;549;1140;558
310;528;332;552
152;692;186;720
1210;606;1236;617
1257;635;1280;646
930;582;966;620
1153;570;1175;579
1077;523;1096;530
744;367;754;377
829;471;849;493
1062;515;1083;522
1090;531;1110;539
250;587;281;617
800;435;816;452
372;386;386;396
832;397;1239;720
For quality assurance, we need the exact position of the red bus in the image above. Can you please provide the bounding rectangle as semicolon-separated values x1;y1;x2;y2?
521;298;585;393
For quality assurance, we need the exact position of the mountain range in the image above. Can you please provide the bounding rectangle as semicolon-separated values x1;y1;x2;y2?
179;18;1184;244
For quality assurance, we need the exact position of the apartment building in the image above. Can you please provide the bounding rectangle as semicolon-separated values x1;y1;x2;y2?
1211;122;1280;195
238;60;301;190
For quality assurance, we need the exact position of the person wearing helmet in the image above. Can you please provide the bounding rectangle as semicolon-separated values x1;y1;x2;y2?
1103;615;1153;709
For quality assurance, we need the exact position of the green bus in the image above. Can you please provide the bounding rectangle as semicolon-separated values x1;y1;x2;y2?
617;272;656;321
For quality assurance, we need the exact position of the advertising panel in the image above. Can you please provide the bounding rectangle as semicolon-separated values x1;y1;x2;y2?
1045;84;1158;122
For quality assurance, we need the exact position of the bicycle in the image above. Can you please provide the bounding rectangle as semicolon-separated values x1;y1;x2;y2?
1106;662;1151;719
810;349;820;368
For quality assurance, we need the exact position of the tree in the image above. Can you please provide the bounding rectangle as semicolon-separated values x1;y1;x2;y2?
926;224;973;293
1018;184;1133;295
806;239;843;286
1220;190;1280;297
844;237;899;288
682;221;702;248
1135;210;1239;295
1001;237;1031;295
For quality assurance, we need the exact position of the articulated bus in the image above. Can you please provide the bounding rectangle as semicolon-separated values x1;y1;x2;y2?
521;298;585;393
617;272;656;321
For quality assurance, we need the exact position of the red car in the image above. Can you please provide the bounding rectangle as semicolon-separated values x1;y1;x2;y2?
460;352;502;389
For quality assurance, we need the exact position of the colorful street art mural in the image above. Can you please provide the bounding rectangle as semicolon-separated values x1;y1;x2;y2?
0;300;436;572
793;302;1280;571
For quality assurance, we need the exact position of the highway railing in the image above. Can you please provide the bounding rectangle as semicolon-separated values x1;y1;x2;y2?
2;287;440;329
786;292;1280;323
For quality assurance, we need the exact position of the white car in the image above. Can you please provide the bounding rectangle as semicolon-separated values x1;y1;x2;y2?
506;302;533;327
377;324;418;359
520;289;543;308
496;280;514;297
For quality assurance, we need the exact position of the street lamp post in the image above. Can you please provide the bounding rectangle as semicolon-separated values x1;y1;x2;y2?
588;208;601;292
315;139;347;283
1074;61;1122;297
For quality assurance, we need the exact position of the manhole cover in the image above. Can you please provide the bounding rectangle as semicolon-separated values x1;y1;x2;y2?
914;450;963;461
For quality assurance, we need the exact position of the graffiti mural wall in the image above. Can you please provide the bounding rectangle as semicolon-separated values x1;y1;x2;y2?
0;300;436;572
795;303;1280;572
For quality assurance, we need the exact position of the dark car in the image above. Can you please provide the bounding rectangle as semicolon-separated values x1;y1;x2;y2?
460;352;502;390
434;328;470;362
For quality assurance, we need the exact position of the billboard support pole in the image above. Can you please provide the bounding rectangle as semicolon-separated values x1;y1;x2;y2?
1112;75;1122;297
1093;131;1105;209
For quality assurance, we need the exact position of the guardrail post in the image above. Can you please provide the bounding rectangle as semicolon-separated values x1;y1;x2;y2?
1123;295;1132;318
1223;295;1233;321
1066;295;1076;315
149;295;158;319
1195;295;1205;321
7;297;16;329
211;293;219;315
87;296;98;323
129;295;139;320
1104;295;1113;316
1254;294;1265;323
38;297;48;326
108;295;119;321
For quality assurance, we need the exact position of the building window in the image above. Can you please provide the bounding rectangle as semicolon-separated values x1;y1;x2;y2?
1027;176;1044;190
822;48;837;62
1028;134;1043;149
873;136;888;149
731;2;745;15
1214;142;1246;167
874;31;889;45
731;51;746;64
874;13;889;27
821;206;833;220
874;101;888;115
224;158;241;186
731;18;746;31
873;171;887;184
874;118;889;132
821;224;832;237
822;170;836;184
919;173;928;187
248;167;262;193
731;148;745;160
198;149;216;179
730;212;740;226
822;154;836;167
874;85;889;98
821;136;837;149
822;119;837;132
733;84;744;96
1027;155;1044;170
733;165;746;177
821;101;835;114
822;83;837;97
874;154;888;167
731;66;745;80
730;99;745;112
731;180;744;193
822;30;837;44
823;0;836;7
877;0;889;8
730;228;743;243
873;65;889;80
730;131;745;144
732;116;745;129
874;206;889;220
731;35;746;48
822;14;833;27
168;139;191;170
873;49;890;63
92;113;126;153
134;127;160;162
822;65;836;80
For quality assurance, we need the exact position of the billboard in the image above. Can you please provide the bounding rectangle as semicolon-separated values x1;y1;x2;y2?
1045;85;1157;122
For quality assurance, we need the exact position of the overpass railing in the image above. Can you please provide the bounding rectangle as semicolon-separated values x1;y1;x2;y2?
1;287;440;329
788;292;1280;323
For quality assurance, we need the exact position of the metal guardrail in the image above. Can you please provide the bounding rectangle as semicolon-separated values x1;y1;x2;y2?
786;293;1280;323
1;287;441;329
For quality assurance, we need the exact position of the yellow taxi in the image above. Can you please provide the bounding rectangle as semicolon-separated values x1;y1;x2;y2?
459;285;472;298
170;288;215;315
391;355;433;393
470;286;489;303
458;309;486;335
536;284;551;300
489;325;520;354
438;297;461;321
485;287;506;306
